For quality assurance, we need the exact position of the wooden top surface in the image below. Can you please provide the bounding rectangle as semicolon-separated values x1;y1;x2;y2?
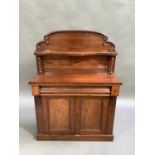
29;73;122;86
35;31;116;56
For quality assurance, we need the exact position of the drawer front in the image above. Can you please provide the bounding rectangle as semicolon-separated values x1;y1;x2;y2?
40;86;111;96
31;85;120;96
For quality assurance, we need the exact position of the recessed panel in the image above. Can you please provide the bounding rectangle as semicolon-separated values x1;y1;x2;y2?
49;98;70;131
80;97;102;131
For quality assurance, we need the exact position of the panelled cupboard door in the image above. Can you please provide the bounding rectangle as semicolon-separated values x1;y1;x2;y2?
75;96;110;134
40;96;111;135
42;96;75;134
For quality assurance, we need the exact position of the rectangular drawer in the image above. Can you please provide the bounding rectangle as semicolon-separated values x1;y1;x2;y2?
40;86;110;96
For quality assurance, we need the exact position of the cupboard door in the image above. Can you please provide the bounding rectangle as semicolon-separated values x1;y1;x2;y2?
42;96;75;134
75;96;110;134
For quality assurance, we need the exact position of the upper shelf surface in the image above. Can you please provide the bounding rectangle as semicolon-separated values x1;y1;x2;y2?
35;30;117;56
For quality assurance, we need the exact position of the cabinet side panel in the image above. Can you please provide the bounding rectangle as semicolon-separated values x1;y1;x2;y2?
106;97;117;134
34;96;44;133
101;96;110;133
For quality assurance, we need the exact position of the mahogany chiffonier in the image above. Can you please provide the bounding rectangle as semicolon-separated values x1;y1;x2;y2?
29;30;122;141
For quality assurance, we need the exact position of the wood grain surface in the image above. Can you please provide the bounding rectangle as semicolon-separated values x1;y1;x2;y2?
29;30;122;141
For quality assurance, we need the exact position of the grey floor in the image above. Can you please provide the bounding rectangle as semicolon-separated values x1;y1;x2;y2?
19;96;134;155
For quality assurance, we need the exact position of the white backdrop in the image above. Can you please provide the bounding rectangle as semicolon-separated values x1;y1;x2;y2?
20;0;134;98
20;1;134;155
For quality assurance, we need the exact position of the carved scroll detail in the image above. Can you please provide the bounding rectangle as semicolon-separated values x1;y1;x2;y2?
35;31;116;53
